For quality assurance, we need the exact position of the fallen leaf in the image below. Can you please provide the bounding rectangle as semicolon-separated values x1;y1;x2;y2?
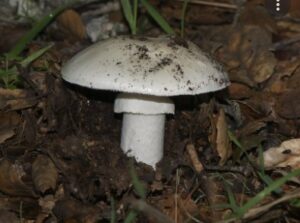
210;108;232;165
239;2;277;33
154;192;198;223
0;197;39;219
290;0;300;18
57;9;87;41
35;194;57;223
263;138;300;169
198;175;230;221
0;210;19;223
0;88;36;111
265;58;300;94
276;89;300;119
0;111;21;144
0;159;35;197
219;4;277;86
228;83;253;99
32;155;58;193
53;198;100;223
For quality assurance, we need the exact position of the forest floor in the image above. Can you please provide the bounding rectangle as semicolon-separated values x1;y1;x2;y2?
1;0;300;222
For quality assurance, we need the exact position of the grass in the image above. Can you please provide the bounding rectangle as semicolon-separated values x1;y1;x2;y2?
181;0;190;37
0;1;76;88
5;5;65;60
120;0;175;35
223;130;300;221
123;160;147;223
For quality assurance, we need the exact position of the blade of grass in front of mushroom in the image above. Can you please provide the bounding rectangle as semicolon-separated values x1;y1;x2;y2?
140;0;175;35
129;160;147;199
123;161;147;222
180;0;189;37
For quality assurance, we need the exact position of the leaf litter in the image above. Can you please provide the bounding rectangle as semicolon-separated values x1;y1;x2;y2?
1;0;300;222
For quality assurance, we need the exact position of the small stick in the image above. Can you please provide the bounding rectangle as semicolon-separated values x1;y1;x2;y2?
129;199;174;223
176;0;238;9
186;143;204;173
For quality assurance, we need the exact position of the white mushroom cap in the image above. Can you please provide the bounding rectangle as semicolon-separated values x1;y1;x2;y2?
61;35;229;96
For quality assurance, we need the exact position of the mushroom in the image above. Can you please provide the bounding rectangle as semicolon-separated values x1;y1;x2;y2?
61;35;230;168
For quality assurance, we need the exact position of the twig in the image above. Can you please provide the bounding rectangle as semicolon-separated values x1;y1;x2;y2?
186;143;204;173
243;188;300;219
129;198;174;223
176;0;237;9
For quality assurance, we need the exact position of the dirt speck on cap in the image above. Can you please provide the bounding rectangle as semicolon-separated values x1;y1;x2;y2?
134;45;150;60
148;57;173;73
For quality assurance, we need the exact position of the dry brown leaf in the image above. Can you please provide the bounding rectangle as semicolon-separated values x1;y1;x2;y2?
0;111;21;144
263;138;300;169
0;210;19;223
228;82;252;99
290;0;300;18
57;9;87;40
32;155;58;193
249;50;277;83
219;4;277;85
0;159;35;197
0;88;36;111
239;2;277;33
210;108;232;165
239;25;276;84
238;121;266;138
241;91;277;119
198;175;230;221
233;120;267;160
216;109;232;165
154;192;198;223
53;198;100;223
265;59;300;93
35;195;57;223
276;89;300;119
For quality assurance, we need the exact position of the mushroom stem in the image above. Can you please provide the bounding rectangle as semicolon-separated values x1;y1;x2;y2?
114;93;175;168
121;113;165;167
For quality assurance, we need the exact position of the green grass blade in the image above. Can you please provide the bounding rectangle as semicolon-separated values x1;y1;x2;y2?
6;5;68;60
140;0;175;34
120;0;136;34
237;168;300;217
110;197;116;223
124;210;138;223
20;43;54;67
133;0;138;34
180;0;189;37
0;66;19;88
129;161;147;199
257;145;282;194
224;184;241;215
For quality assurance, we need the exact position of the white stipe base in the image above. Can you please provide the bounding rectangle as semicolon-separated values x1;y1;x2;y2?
121;113;165;168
